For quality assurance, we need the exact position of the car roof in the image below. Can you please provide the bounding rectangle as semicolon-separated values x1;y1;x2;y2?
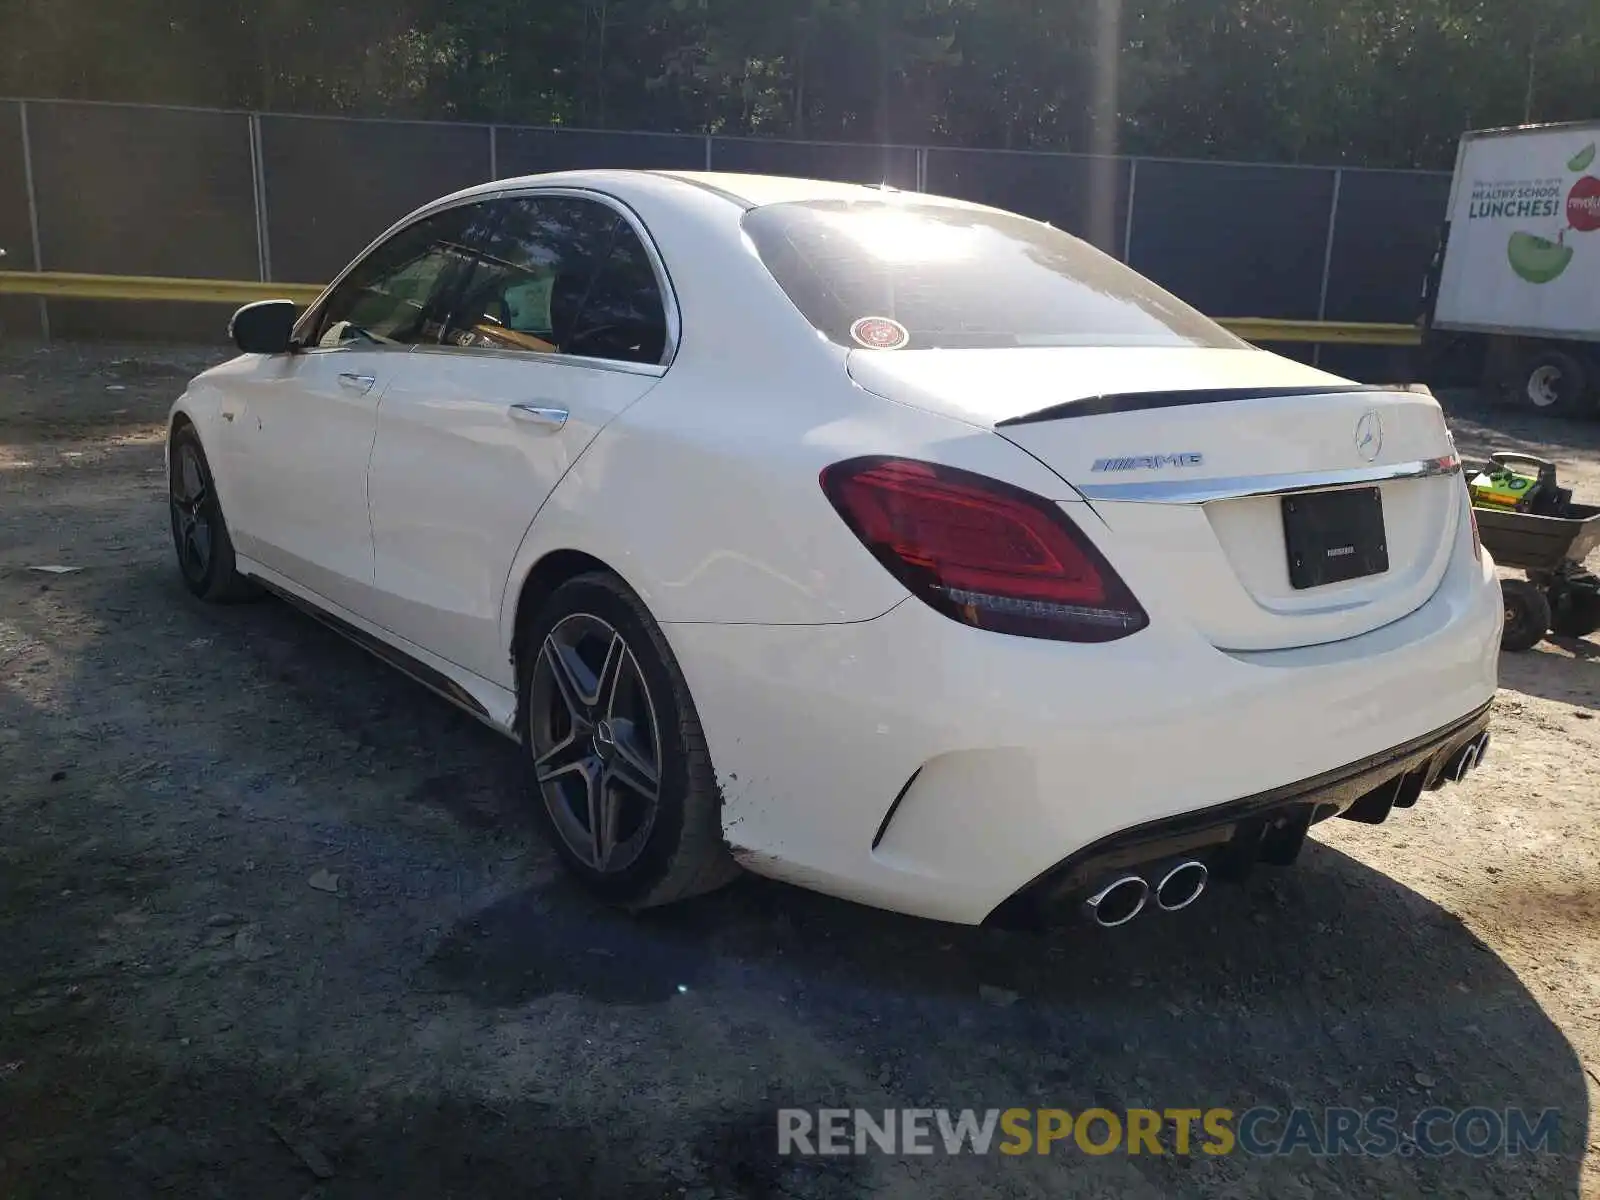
649;171;931;208
435;168;989;214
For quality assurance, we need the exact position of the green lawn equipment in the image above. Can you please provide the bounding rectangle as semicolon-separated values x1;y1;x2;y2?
1467;452;1600;652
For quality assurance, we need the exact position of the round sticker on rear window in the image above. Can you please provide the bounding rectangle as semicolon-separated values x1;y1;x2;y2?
850;316;910;350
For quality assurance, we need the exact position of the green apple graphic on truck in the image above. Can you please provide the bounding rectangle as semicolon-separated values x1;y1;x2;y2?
1506;141;1598;283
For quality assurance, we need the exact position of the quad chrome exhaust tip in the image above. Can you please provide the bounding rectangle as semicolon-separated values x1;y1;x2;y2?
1084;875;1150;928
1154;860;1209;912
1448;731;1491;783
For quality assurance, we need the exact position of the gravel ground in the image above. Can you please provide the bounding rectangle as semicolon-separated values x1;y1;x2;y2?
1;341;1597;1199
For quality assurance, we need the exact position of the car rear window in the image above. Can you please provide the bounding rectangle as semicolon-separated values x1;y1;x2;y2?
741;199;1242;352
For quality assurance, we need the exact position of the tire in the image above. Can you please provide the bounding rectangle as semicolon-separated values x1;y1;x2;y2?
168;423;259;603
1549;583;1600;640
516;571;740;909
1499;578;1550;652
1517;350;1589;415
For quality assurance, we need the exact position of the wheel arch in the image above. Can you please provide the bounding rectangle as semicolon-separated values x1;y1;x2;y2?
507;548;618;680
165;404;198;474
167;388;215;441
165;392;226;491
504;547;704;793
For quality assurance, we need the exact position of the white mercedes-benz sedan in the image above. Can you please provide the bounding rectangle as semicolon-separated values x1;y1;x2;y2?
166;170;1501;928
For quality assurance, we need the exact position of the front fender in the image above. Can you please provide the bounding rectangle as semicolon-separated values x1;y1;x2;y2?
165;373;240;518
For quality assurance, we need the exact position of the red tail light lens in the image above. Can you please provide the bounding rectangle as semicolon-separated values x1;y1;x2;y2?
820;456;1148;642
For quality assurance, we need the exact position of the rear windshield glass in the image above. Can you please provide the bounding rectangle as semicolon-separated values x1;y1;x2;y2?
741;199;1241;351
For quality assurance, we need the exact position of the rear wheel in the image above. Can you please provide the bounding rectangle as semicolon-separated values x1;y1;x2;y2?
1518;350;1588;415
1499;578;1550;652
168;424;258;603
517;571;740;909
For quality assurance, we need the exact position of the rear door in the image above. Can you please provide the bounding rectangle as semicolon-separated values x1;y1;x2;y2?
363;190;674;683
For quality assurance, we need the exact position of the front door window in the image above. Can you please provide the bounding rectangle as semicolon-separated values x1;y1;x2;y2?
304;203;499;349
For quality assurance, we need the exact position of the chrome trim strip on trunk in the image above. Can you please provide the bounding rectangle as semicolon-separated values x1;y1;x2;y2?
1074;455;1461;505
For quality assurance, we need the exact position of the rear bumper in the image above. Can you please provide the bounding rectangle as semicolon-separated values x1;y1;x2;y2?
666;525;1502;926
986;699;1492;928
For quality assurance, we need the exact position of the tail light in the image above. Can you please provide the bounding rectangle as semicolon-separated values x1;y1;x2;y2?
1463;478;1482;562
820;456;1148;642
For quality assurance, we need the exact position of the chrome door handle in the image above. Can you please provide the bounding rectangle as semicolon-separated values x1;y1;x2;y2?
338;372;376;393
508;403;569;431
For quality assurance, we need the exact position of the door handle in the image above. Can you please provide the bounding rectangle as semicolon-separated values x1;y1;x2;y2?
508;403;569;431
338;372;377;394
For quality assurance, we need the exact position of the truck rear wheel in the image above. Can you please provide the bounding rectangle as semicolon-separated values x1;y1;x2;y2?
1519;350;1588;415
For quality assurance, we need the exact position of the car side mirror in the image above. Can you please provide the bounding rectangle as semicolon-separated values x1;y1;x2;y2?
230;299;298;355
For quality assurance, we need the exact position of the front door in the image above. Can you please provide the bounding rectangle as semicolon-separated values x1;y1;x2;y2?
216;202;488;614
364;191;676;684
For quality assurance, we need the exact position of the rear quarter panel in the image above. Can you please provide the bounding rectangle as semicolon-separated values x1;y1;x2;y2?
498;354;1080;640
494;175;1089;677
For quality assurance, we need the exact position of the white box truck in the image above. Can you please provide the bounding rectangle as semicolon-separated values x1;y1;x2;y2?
1424;119;1600;414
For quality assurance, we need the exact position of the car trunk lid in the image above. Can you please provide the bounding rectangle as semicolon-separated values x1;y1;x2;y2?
847;347;1463;652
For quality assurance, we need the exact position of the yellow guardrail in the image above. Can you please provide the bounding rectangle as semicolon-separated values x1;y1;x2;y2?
1222;318;1423;347
0;271;324;306
0;271;1425;346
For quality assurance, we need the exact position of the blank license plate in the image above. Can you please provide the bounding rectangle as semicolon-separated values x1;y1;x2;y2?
1282;487;1388;589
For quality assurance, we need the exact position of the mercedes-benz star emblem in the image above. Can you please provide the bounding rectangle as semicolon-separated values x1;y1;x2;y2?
1354;410;1383;463
593;719;617;759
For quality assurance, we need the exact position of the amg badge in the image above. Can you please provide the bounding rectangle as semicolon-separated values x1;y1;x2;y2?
1090;452;1205;472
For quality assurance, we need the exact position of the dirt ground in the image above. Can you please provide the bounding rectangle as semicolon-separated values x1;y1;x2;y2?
1;340;1597;1200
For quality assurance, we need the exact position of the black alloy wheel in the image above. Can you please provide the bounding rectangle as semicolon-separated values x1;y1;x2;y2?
168;424;255;602
528;611;665;876
518;572;740;908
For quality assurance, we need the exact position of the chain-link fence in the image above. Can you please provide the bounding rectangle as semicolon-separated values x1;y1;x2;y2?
0;97;1451;364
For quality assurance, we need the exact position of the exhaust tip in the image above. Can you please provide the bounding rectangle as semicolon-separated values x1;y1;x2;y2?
1450;732;1490;783
1155;861;1209;912
1085;875;1150;928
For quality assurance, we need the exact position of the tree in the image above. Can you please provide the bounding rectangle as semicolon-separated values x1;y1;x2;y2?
2;0;1598;168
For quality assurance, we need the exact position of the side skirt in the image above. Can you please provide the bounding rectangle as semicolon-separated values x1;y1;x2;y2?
237;557;520;740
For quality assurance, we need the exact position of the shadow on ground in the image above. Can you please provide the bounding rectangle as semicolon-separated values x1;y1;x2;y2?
0;473;1590;1199
1441;391;1600;464
426;806;1591;1195
1496;643;1600;707
0;1044;868;1200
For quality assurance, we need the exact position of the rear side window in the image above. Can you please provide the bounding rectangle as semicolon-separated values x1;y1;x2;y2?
742;200;1242;352
443;196;670;365
569;229;670;364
